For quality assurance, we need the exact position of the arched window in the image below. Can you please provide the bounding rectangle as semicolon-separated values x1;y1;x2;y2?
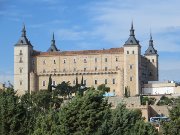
19;68;22;73
19;50;23;55
19;57;23;63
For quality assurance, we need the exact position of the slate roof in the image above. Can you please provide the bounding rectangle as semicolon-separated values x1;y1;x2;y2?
15;25;32;47
47;33;59;52
124;22;139;45
145;34;157;55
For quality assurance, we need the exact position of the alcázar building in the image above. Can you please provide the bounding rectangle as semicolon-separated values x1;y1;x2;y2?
14;23;159;96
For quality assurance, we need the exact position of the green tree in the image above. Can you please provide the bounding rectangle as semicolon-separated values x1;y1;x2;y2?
157;96;174;106
31;90;52;111
32;110;60;135
55;81;73;99
141;96;156;105
0;88;28;135
47;75;52;92
105;104;158;135
162;97;180;135
97;84;110;93
59;87;110;135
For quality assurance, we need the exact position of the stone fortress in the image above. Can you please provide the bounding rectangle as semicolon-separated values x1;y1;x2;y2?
14;22;159;96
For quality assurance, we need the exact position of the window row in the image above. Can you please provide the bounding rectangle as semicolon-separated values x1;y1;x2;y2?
42;57;119;65
42;79;116;87
126;50;135;54
42;66;119;73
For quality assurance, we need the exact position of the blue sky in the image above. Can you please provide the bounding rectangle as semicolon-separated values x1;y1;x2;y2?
0;0;180;83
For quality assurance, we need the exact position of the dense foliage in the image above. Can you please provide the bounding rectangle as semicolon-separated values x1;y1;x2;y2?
141;96;156;105
0;81;158;135
157;96;175;106
162;97;180;135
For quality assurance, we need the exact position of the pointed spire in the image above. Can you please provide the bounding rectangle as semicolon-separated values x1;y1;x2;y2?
52;32;55;40
145;31;157;55
130;21;135;36
131;21;133;29
15;24;33;46
124;21;139;45
51;32;55;46
21;24;26;37
47;33;59;52
149;31;153;46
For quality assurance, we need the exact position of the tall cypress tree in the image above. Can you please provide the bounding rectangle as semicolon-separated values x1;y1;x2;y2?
48;75;52;92
75;76;78;87
81;76;84;86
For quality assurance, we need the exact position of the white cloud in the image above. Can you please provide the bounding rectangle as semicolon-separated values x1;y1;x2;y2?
87;0;180;52
56;29;88;41
29;20;66;29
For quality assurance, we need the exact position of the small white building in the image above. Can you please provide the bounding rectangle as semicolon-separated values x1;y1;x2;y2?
142;81;180;95
0;83;5;89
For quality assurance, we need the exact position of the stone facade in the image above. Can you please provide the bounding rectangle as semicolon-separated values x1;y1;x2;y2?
14;23;159;96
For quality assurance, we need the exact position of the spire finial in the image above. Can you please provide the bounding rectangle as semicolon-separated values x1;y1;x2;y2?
150;31;152;40
130;21;135;36
52;32;55;40
131;20;133;29
51;32;55;46
21;23;26;37
149;30;153;46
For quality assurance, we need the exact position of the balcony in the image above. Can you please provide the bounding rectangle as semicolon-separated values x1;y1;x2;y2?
37;69;118;76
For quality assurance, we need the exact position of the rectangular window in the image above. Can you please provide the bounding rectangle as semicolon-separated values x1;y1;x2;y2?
54;60;56;64
95;58;97;62
130;65;133;69
54;69;56;73
19;68;22;73
53;81;56;86
20;80;22;85
43;60;46;65
113;79;115;84
63;59;66;64
152;59;154;62
84;59;87;63
130;77;132;81
105;67;108;71
43;69;46;73
95;80;97;85
19;50;23;55
42;81;46;86
84;80;86;85
116;66;118;70
105;79;107;84
95;67;97;71
19;57;23;63
74;59;76;63
105;58;107;62
127;51;129;54
132;51;134;54
116;58;118;62
84;68;86;71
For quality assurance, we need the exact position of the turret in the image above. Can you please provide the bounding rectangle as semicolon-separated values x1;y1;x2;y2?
47;33;59;52
123;22;141;96
14;24;33;95
144;33;159;81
